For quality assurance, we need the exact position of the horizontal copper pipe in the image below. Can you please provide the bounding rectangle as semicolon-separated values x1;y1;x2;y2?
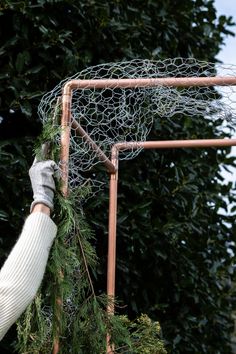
113;138;236;152
63;76;236;92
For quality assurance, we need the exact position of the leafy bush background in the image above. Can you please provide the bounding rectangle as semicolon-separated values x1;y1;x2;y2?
0;1;236;353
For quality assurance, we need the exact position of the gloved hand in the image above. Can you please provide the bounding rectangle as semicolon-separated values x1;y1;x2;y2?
29;158;59;212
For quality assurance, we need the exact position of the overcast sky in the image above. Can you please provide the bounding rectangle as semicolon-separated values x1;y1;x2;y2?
214;0;236;64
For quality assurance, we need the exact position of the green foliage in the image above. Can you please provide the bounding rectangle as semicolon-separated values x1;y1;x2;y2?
16;149;166;353
116;314;167;353
0;1;236;353
16;183;102;352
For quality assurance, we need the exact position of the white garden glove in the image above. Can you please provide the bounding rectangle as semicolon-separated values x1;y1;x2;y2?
29;158;59;212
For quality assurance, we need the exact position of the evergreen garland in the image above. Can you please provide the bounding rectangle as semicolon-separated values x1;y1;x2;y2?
16;122;166;353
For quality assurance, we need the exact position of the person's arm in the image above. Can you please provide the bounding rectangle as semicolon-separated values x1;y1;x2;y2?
0;159;58;341
31;203;51;216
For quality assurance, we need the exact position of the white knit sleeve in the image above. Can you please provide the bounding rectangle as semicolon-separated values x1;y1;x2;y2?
0;212;57;340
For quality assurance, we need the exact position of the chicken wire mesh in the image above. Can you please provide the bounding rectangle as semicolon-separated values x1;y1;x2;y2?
38;58;236;191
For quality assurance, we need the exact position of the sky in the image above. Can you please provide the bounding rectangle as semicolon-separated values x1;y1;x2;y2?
214;0;236;64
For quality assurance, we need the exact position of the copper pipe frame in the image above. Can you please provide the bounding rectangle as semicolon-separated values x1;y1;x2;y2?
52;89;71;354
59;76;236;354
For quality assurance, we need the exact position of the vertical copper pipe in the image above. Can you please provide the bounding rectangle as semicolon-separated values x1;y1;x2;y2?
106;147;118;353
107;170;118;305
107;148;119;303
60;89;72;196
53;87;72;354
